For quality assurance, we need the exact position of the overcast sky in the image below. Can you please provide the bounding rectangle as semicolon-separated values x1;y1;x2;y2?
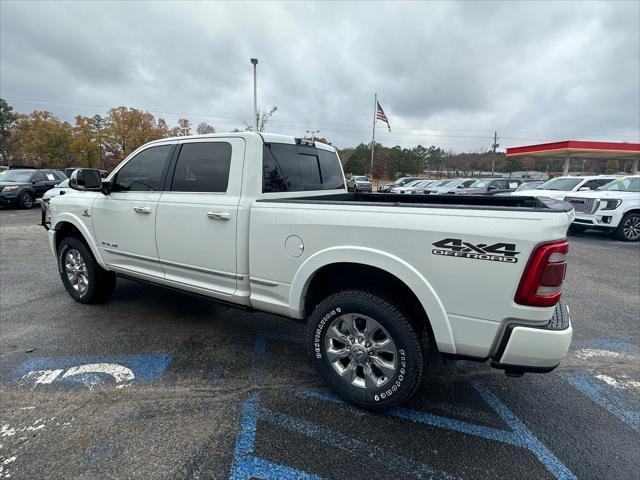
1;0;639;151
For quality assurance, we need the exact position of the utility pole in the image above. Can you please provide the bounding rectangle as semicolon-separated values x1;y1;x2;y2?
250;58;259;131
491;131;499;178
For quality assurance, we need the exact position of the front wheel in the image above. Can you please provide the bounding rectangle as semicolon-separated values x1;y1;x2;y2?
19;191;35;209
307;290;425;409
57;236;117;303
615;213;640;241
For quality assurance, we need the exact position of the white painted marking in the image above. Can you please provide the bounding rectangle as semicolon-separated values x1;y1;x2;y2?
574;348;632;360
20;363;135;389
595;374;640;391
61;363;135;384
20;369;63;385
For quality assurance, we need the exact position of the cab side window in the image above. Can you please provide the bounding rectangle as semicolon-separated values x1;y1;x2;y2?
582;179;610;190
113;145;172;192
31;172;47;182
170;142;232;193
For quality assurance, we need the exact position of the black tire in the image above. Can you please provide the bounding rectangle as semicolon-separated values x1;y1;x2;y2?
307;289;425;410
614;213;640;242
57;236;116;303
18;191;35;209
568;224;587;234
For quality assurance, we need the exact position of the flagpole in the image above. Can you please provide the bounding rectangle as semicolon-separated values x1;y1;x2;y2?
370;93;377;179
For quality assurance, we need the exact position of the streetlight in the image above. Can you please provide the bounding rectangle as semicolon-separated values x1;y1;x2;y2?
306;129;320;140
250;58;258;132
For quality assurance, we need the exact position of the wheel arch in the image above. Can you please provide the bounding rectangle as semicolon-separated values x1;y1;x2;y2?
52;214;107;269
290;247;456;354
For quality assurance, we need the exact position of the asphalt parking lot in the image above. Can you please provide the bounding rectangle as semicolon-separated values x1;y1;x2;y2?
1;207;638;480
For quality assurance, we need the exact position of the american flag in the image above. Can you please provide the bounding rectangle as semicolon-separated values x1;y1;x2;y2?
376;100;391;132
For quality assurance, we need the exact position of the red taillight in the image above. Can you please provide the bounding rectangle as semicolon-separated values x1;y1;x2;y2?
515;239;569;307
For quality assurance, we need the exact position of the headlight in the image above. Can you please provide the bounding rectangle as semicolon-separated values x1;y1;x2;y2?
2;185;19;192
601;199;622;210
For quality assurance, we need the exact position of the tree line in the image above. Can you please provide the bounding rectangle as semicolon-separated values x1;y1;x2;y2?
0;98;627;176
0;98;220;171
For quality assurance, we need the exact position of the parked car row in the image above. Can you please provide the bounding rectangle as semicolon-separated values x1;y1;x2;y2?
0;167;109;209
0;168;66;209
373;172;639;242
377;176;528;195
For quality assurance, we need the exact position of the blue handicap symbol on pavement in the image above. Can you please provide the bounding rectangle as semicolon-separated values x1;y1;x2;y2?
10;354;172;389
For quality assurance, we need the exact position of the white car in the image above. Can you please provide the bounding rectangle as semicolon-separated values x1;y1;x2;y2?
47;132;573;409
389;179;427;194
425;178;475;194
511;175;618;200
564;175;640;241
404;180;437;194
41;178;70;203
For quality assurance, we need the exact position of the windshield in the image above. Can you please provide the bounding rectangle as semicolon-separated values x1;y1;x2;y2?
470;179;492;188
402;180;422;187
433;180;452;187
536;177;582;191
393;177;410;185
515;182;540;192
602;177;640;192
0;170;33;182
353;176;368;182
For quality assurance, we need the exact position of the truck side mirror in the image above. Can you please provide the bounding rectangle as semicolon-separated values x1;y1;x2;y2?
69;169;103;192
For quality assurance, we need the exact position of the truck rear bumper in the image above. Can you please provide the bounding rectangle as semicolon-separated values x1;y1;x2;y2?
491;302;572;373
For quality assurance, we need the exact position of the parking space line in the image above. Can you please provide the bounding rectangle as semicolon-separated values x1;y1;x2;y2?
564;373;639;432
228;392;323;480
227;333;576;480
259;405;460;479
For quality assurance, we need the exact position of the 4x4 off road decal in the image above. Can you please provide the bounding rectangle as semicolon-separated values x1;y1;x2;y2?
432;238;520;263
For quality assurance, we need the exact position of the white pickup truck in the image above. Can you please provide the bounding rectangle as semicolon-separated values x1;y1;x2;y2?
563;175;640;241
45;132;574;408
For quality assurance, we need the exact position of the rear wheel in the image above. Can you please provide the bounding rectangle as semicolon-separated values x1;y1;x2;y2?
19;191;35;209
615;213;640;242
57;236;116;303
307;289;425;410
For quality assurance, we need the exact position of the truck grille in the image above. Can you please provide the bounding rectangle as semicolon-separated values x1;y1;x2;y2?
564;197;599;214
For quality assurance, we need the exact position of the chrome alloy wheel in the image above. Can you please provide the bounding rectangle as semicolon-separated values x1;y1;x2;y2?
65;249;89;295
325;313;398;389
623;216;640;241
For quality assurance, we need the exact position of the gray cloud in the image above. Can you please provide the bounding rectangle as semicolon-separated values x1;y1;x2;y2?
1;0;638;150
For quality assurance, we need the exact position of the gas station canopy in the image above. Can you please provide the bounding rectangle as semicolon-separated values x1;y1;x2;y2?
506;140;640;175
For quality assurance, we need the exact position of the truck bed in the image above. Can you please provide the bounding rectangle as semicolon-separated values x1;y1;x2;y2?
258;193;573;212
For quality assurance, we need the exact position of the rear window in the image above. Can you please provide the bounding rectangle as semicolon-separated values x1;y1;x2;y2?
263;143;344;193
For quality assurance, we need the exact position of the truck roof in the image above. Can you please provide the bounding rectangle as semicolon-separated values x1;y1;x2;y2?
146;132;335;152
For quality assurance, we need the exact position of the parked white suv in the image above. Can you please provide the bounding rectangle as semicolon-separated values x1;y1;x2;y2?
45;132;574;408
564;175;640;241
511;175;618;200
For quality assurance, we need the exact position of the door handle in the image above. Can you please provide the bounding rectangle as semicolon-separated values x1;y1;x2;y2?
133;206;151;214
206;212;231;220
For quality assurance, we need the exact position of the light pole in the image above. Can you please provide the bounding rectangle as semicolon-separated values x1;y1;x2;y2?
250;58;258;131
306;130;320;140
